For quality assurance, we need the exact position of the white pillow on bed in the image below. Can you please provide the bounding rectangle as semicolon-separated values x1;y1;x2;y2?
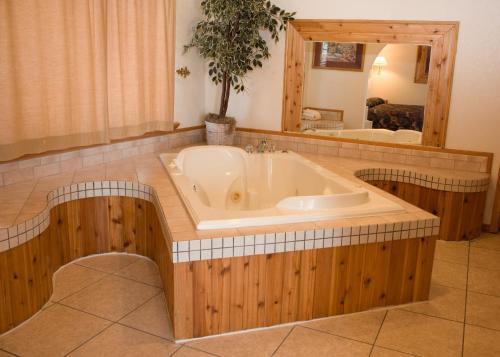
302;108;321;120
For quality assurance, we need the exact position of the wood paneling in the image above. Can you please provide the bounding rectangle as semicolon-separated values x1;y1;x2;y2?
490;166;500;233
282;20;459;147
0;197;173;335
368;180;486;241
0;195;437;340
172;237;436;339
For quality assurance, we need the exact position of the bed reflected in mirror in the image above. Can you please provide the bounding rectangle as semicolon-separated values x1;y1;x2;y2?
298;42;431;145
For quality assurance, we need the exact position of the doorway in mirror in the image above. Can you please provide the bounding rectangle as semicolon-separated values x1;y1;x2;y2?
300;41;430;145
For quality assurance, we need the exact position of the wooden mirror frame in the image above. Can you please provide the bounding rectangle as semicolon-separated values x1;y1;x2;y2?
281;20;459;147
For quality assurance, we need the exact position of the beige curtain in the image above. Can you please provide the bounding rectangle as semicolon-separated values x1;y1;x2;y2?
0;0;174;161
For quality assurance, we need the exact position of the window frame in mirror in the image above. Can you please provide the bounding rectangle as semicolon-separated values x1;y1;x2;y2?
281;20;459;148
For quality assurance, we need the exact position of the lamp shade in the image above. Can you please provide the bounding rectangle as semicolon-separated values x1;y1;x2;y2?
373;56;388;67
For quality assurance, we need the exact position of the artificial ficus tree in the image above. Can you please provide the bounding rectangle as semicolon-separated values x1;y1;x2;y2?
185;0;295;119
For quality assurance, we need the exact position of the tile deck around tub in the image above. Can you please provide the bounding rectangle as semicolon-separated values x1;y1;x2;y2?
0;143;489;260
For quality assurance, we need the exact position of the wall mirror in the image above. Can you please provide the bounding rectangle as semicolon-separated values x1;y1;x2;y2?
282;20;459;148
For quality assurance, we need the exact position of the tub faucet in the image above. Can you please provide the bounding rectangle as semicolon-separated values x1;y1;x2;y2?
257;138;269;153
244;144;254;154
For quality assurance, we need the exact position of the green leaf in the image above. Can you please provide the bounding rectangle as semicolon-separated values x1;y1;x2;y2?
185;0;294;108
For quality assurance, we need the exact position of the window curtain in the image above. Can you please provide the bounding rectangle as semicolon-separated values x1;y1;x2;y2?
0;0;174;161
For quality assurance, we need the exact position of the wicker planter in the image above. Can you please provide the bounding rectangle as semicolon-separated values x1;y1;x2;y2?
205;114;236;145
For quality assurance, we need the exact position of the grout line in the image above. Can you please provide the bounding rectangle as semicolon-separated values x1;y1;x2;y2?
11;176;40;226
54;301;116;324
465;263;500;274
117;289;164;321
110;272;164;289
464;322;500;333
270;325;295;356
369;310;388;356
56;290;177;344
168;345;184;357
462;240;471;357
394;307;464;325
73;254;139;274
62;322;115;357
110;265;164;289
466;289;500;299
55;271;111;305
177;345;222;357
74;255;164;289
114;321;175;343
53;263;113;303
0;347;20;357
299;324;376;347
371;345;421;357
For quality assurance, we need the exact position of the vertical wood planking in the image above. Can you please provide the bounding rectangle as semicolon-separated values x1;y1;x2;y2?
0;195;438;339
0;197;174;336
490;166;500;232
282;20;459;147
327;246;350;316
176;237;436;339
368;180;486;241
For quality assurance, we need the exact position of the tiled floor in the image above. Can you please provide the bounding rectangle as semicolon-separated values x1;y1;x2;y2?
1;232;499;356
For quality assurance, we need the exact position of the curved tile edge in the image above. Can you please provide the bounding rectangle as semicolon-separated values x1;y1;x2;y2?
0;180;157;253
354;168;489;193
0;178;441;261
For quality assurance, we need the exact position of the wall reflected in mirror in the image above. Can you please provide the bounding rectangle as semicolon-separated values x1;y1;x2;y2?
298;42;431;145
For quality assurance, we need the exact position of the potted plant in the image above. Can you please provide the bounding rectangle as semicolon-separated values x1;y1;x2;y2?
185;0;295;145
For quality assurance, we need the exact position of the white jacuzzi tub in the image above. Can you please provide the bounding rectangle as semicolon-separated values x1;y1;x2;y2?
303;128;422;145
160;146;404;229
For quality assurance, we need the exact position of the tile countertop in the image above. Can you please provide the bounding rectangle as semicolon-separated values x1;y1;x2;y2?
0;145;490;253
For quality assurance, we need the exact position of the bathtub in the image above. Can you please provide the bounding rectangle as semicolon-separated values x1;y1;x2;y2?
160;146;404;229
303;128;422;145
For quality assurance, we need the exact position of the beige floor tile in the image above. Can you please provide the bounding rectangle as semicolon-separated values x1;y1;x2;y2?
69;324;178;356
463;324;500;357
431;260;467;289
470;233;500;251
434;240;469;265
401;283;466;322
61;275;160;321
375;309;463;357
370;346;415;356
469;247;500;271
51;264;107;302
76;254;140;274
42;300;55;310
115;259;163;287
174;346;217;357
119;293;172;340
301;309;386;344
274;326;371;357
468;266;500;296
466;292;500;330
0;304;110;357
187;326;292;357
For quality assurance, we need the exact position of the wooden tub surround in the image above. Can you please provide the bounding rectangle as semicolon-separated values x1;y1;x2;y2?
0;144;490;340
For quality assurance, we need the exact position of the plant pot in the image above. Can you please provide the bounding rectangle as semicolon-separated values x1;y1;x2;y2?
205;114;236;145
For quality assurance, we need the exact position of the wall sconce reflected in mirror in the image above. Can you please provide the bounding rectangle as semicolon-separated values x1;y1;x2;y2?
373;56;388;75
176;66;191;78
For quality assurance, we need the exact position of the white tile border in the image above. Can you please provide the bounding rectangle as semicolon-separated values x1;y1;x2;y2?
0;177;441;264
171;217;441;263
354;168;489;193
0;180;155;253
